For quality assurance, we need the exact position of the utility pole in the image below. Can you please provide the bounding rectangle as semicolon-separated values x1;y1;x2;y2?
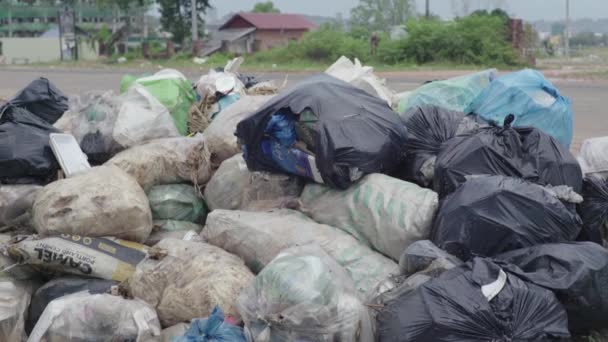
565;0;570;58
191;0;198;42
7;1;12;38
425;0;430;18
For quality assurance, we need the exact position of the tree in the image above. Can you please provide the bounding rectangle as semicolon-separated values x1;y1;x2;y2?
252;1;280;13
158;0;210;44
349;0;415;36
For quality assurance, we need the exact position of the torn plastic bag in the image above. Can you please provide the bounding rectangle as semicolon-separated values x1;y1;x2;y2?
0;107;60;183
398;239;462;277
1;77;68;124
204;154;303;211
113;85;180;149
172;306;246;342
0;278;34;342
466;69;573;147
32;165;153;242
325;56;394;106
107;135;212;191
432;175;582;260
0;185;41;227
145;220;203;246
399;105;488;187
197;58;246;100
434;115;582;198
202;95;272;168
26;276;116;334
578;177;608;243
236;74;408;189
27;291;161;342
203;209;398;295
578;136;608;180
7;234;148;281
497;242;608;333
127;238;254;327
237;245;374;342
399;69;497;113
147;184;206;223
299;173;438;261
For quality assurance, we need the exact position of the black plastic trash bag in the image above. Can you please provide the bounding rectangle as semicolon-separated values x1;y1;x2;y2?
0;107;60;183
1;78;68;124
398;239;462;276
432;175;582;260
434;115;582;198
26;277;116;334
236;74;408;189
377;258;570;342
497;242;608;333
399;105;488;187
578;177;608;244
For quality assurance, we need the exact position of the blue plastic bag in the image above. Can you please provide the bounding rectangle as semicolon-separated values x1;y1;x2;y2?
465;69;573;148
171;306;246;342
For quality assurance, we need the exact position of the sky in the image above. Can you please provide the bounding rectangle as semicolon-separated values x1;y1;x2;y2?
209;0;604;22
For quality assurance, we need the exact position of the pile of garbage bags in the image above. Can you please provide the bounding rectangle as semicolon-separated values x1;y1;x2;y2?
2;57;607;342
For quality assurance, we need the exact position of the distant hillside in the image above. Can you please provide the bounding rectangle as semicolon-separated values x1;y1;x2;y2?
533;18;608;34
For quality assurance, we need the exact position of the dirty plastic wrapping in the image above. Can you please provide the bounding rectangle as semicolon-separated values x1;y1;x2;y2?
299;173;438;261
197;58;246;101
399;105;488;186
325;56;394;106
434;115;582;198
1;77;68;124
0;278;34;342
7;234;148;281
113;84;180;149
53;91;121;164
466;69;573;147
0;234;36;279
204;154;303;211
172;306;246;342
161;323;189;342
578;136;608;180
26;276;116;334
27;291;162;342
128;238;254;327
399;69;497;113
497;242;608;333
107;135;212;191
202;95;272;168
432;175;582;260
32;165;153;242
237;245;374;342
0;107;60;183
0;184;41;227
398;239;462;277
145;220;203;246
377;258;570;342
203;209;398;294
578;177;608;243
147;184;206;223
236;74;408;189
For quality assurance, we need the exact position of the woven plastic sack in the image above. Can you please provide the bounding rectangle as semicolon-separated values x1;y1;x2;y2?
578;136;608;180
0;278;33;342
466;69;573;147
128;238;254;327
299;173;438;261
113;84;180;149
147;184;206;223
203;209;398;294
238;245;374;342
399;69;497;113
172;306;246;342
27;291;161;342
204;154;302;211
32;165;153;242
107;135;212;191
0;184;41;227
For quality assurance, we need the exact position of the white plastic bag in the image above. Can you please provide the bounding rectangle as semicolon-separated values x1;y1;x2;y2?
0;278;33;341
578;136;608;180
113;84;180;149
299;173;439;261
197;58;246;100
128;238;254;327
28;291;161;342
203;209;398;294
237;245;374;342
204;154;302;211
107;135;212;191
32;165;153;242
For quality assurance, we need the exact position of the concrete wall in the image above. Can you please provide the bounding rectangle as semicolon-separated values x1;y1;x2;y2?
253;29;307;51
0;38;98;64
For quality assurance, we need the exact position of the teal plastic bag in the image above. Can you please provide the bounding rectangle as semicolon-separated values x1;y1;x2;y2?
147;184;207;223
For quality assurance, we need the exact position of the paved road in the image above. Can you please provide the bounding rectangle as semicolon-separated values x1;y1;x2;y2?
1;67;605;151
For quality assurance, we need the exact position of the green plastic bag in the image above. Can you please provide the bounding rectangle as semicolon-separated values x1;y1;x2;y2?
147;184;207;223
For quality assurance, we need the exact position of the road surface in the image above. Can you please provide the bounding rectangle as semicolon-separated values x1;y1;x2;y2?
1;66;605;151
